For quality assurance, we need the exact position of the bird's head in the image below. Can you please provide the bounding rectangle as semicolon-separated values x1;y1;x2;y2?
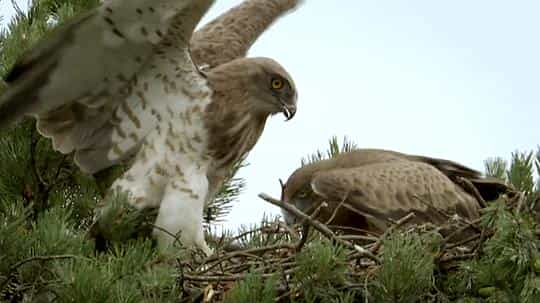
281;179;318;226
247;57;297;120
280;157;348;226
280;163;324;226
210;57;298;120
234;57;297;120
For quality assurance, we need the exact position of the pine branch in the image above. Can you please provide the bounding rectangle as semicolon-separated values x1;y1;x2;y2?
484;157;508;181
508;151;534;193
300;136;357;166
205;159;247;224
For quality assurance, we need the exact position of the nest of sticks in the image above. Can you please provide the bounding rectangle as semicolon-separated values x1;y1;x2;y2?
175;193;518;302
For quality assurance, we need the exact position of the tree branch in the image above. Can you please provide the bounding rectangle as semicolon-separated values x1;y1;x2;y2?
258;193;380;263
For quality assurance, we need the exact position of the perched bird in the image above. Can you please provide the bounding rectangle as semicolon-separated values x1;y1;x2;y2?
281;149;512;238
0;0;301;255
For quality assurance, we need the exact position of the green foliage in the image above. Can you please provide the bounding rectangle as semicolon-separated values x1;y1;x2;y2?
0;197;181;302
301;136;357;166
205;161;247;224
91;191;158;246
371;232;439;302
0;0;100;81
535;148;540;189
484;157;508;181
1;0;540;300
507;151;535;193
224;271;278;303
294;241;349;301
442;200;540;302
1;0;244;224
51;239;180;303
0;1;247;301
229;215;289;248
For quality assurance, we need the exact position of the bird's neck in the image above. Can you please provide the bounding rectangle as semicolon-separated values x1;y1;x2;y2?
204;71;268;170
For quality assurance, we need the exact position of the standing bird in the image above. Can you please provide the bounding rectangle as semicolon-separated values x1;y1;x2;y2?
281;149;512;238
0;0;301;255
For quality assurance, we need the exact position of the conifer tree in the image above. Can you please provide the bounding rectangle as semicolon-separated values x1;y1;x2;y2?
2;2;540;302
0;2;245;301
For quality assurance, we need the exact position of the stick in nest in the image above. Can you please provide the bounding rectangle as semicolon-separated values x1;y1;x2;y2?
325;191;350;225
369;212;416;254
258;193;380;263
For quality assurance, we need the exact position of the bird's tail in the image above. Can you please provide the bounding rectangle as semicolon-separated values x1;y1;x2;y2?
409;154;514;202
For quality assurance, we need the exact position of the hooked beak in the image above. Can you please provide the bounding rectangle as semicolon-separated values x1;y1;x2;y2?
279;98;297;121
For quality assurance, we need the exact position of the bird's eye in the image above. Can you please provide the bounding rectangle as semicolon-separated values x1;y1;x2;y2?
298;190;309;199
271;78;284;90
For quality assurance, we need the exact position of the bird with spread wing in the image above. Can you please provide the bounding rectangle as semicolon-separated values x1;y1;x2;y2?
281;149;513;238
0;0;302;255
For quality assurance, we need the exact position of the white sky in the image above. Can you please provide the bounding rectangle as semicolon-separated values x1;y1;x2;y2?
2;1;539;231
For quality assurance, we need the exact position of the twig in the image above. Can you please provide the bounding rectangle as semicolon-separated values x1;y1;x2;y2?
9;255;85;272
183;268;297;282
291;200;327;253
258;193;335;241
221;260;297;275
456;177;487;208
440;218;483;250
307;201;327;222
293;200;326;226
49;154;69;189
440;218;482;247
1;254;86;291
414;194;481;232
325;192;349;225
148;223;184;247
438;253;476;263
340;202;368;218
327;225;380;236
206;233;243;252
258;193;380;263
338;235;378;242
370;212;416;253
279;178;286;200
201;243;294;268
445;233;483;250
279;221;300;242
295;223;310;252
221;225;272;247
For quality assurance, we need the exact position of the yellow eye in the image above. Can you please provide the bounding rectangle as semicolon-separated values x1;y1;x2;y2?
271;78;284;90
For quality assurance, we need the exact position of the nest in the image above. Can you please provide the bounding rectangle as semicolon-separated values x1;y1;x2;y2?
173;192;523;302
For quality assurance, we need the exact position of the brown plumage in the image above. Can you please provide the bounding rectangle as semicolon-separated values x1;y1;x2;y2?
204;57;297;207
0;0;302;254
191;0;302;69
205;57;297;167
2;0;301;175
281;149;512;237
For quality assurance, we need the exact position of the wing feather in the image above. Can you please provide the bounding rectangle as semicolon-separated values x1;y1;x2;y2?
0;0;215;173
191;0;302;68
0;0;213;124
310;160;480;231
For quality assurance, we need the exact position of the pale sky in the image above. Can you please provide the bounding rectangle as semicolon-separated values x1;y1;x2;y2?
2;1;539;231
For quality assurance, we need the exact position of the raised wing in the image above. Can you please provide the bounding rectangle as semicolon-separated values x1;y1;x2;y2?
310;160;480;232
0;0;214;127
0;0;215;174
191;0;302;68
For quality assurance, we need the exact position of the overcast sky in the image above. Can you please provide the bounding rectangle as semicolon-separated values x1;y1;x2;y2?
1;1;539;231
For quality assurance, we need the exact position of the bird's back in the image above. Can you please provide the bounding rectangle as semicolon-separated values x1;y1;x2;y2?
282;149;512;238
